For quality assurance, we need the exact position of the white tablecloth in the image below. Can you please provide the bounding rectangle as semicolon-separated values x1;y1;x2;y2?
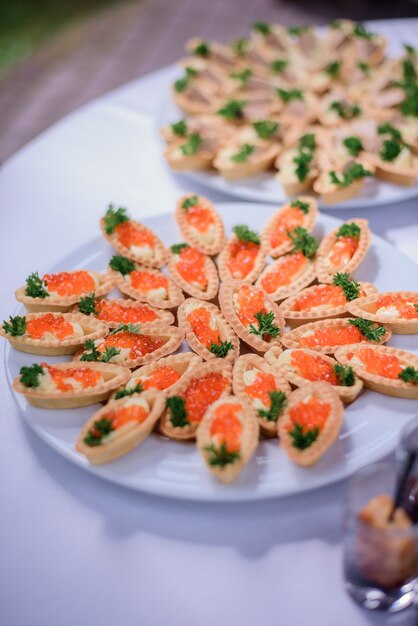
1;18;418;626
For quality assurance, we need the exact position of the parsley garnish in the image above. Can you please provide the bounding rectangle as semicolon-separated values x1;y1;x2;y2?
336;223;361;239
404;44;416;55
258;391;287;422
170;119;187;137
332;272;360;301
217;99;247;120
403;58;417;84
343;136;363;157
2;315;27;336
25;272;49;299
378;123;402;141
110;323;141;335
180;133;202;156
330;100;361;120
288;227;319;258
352;23;374;39
20;363;44;388
231;38;248;55
80;339;101;362
249;311;280;340
329;163;371;188
293;149;313;182
114;382;143;400
171;242;190;254
400;83;418;117
230;68;252;85
348;318;386;341
174;67;198;93
78;293;97;316
291;199;310;214
399;367;418;384
103;205;129;234
330;20;341;30
230;143;255;163
325;61;341;77
253;120;279;139
271;59;288;74
193;41;210;57
277;88;304;102
380;139;402;162
84;417;114;447
109;255;135;275
204;442;240;467
288;25;309;36
298;133;316;151
209;341;233;358
100;347;121;363
166;396;189;428
232;224;260;244
334;363;355;387
289;423;319;450
358;61;370;73
181;195;199;210
252;21;271;35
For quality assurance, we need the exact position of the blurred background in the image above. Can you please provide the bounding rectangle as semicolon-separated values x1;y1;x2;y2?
1;0;417;163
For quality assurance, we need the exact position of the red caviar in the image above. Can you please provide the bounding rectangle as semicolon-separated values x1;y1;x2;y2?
299;325;363;348
141;366;180;390
376;294;418;320
184;373;228;423
99;331;164;358
236;284;266;327
245;371;277;406
130;271;168;295
289;397;330;433
187;306;220;348
43;271;96;297
328;236;358;268
291;350;337;385
115;222;155;250
26;314;74;340
96;300;158;324
270;206;305;249
261;252;307;293
292;285;348;311
210;403;242;452
228;240;259;279
43;363;102;392
175;247;208;288
349;347;402;379
185;205;214;233
106;403;148;429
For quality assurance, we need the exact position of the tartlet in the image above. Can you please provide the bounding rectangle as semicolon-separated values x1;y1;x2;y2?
73;295;174;328
196;395;259;483
261;197;318;258
213;141;279;180
219;280;284;353
232;353;291;436
217;224;266;283
13;361;130;409
347;291;418;334
363;147;418;186
175;194;225;255
76;392;165;464
255;251;316;302
166;243;219;301
177;298;239;364
335;344;418;399
278;382;344;466
0;312;108;356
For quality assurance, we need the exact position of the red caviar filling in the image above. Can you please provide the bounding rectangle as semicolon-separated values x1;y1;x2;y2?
187;306;220;348
42;363;102;392
270;206;305;249
348;347;402;379
185;205;214;233
328;236;358;268
130;271;168;295
96;300;158;324
99;331;164;359
141;366;180;390
184;373;228;423
26;314;74;340
288;396;330;434
175;247;208;288
376;294;418;320
236;284;267;327
228;240;259;279
210;403;242;452
245;370;277;406
43;271;96;297
261;252;307;293
291;350;337;385
115;222;155;250
292;285;348;311
105;403;148;430
299;325;363;348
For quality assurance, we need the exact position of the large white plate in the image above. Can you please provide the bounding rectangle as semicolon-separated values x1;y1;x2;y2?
5;203;418;501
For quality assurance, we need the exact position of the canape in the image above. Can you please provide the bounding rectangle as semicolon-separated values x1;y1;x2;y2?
166;243;219;301
217;224;266;283
213;140;279;180
313;161;373;204
261;197;318;258
256;249;316;302
347;291;418;334
175;194;225;255
73;295;174;328
275;146;318;195
363;144;418;186
164;133;216;171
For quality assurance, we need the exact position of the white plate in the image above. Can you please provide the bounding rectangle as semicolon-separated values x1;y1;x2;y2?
5;203;418;501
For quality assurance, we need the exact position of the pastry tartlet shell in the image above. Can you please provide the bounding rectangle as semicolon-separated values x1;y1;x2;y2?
109;264;184;310
100;218;166;268
72;298;174;329
256;255;316;302
175;194;225;255
166;248;219;301
347;292;418;335
217;233;266;284
261;197;319;258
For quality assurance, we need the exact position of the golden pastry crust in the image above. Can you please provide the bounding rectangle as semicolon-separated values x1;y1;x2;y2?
217;233;266;284
347;291;418;335
0;312;109;356
177;298;240;364
213;142;280;180
278;382;344;466
219;279;284;353
76;392;165;464
315;218;371;284
166;247;219;301
313;174;366;205
261;197;318;258
363;152;418;186
159;360;233;441
175;194;225;255
269;347;363;404
256;255;316;302
15;271;115;313
164;138;216;171
71;298;175;329
281;317;391;354
73;324;184;370
196;395;260;484
109;264;184;310
100;219;166;268
335;344;418;399
109;352;203;400
279;281;378;328
13;361;131;409
232;353;291;437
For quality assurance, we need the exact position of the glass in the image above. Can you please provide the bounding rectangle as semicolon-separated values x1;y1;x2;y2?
396;417;418;524
343;462;418;612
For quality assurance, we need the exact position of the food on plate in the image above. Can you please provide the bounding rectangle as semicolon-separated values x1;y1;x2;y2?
74;294;174;328
175;193;225;255
261;197;318;258
166;242;219;300
315;219;371;283
218;224;266;283
347;291;418;334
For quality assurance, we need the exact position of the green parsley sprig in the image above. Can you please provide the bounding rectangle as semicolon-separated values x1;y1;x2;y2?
180;133;202;156
25;272;49;299
209;341;233;358
103;205;129;234
277;88;304;102
249;311;280;340
232;224;260;245
170;119;188;137
2;315;27;336
332;273;361;301
348;318;386;341
336;223;361;239
258;391;287;422
110;323;141;335
230;143;255;163
293;149;313;182
253;120;279;140
329;163;371;188
78;293;97;316
109;255;135;275
343;136;363;157
325;61;341;77
20;363;44;388
334;363;355;387
204;442;241;467
166;396;189;428
271;59;288;74
399;367;418;384
181;195;199;210
289;423;319;450
288;227;319;259
330;100;361;120
114;383;143;400
171;242;190;254
291;199;310;214
84;417;115;447
230;68;252;86
217;99;247;120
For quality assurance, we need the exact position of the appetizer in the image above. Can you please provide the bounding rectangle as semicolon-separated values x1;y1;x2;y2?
218;224;265;283
166;242;219;300
315;219;371;283
74;294;174;328
175;193;225;255
261;197;318;258
348;291;418;334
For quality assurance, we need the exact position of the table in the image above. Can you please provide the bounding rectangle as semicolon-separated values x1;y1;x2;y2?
1;18;418;626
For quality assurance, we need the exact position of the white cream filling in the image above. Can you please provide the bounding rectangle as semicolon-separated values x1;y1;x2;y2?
94;339;131;363
391;147;413;169
102;397;150;444
185;302;218;330
129;243;154;261
26;320;84;341
191;223;215;244
37;369;104;393
375;305;400;319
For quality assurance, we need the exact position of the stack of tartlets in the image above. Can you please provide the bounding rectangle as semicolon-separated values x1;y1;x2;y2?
161;20;418;204
3;195;418;484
